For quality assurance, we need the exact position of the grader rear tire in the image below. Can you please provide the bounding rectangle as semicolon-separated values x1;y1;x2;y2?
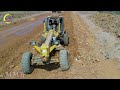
63;32;69;46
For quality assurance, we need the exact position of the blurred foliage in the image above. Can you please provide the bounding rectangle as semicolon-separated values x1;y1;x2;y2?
98;11;120;15
112;11;120;14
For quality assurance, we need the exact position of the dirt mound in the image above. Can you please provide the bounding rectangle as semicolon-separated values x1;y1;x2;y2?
89;12;120;38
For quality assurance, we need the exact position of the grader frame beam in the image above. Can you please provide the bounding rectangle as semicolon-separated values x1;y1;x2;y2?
33;30;58;58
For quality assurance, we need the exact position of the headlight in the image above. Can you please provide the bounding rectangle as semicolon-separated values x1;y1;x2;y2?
42;50;47;53
52;37;56;40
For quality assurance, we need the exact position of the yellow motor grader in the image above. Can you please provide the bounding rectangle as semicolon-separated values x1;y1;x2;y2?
21;14;69;74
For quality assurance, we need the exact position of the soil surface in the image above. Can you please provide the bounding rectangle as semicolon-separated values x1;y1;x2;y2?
1;11;120;79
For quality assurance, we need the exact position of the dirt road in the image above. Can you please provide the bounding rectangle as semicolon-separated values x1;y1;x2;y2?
1;11;120;79
0;12;51;75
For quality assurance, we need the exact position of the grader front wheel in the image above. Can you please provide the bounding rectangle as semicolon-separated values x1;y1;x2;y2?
59;50;70;71
21;52;34;74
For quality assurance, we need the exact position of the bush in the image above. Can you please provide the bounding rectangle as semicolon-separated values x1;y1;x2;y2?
112;11;120;14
